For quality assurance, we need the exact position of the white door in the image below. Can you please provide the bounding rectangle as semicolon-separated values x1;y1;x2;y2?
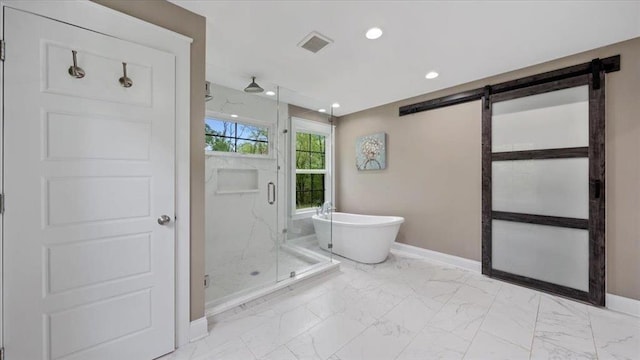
3;8;176;360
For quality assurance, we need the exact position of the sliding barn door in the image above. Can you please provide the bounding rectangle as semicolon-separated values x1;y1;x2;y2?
482;73;605;305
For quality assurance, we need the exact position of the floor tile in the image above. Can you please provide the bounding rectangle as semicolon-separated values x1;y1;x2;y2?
413;280;461;308
335;319;415;360
198;338;256;360
530;336;598;360
305;286;377;326
260;346;298;360
286;315;367;360
464;274;503;295
241;305;322;358
589;306;640;360
207;309;277;348
428;285;496;341
382;295;438;332
464;330;529;360
531;296;597;359
250;280;330;316
396;326;470;360
429;266;471;283
479;284;540;349
352;286;406;320
158;343;197;360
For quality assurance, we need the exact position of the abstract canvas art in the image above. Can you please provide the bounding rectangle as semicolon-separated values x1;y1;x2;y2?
356;132;386;170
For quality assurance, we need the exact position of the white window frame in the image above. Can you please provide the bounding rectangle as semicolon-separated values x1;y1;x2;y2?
205;111;274;159
291;117;334;219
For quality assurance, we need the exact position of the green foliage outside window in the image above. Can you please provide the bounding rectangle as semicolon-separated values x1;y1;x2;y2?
296;133;325;169
205;118;268;155
296;132;326;209
296;173;325;209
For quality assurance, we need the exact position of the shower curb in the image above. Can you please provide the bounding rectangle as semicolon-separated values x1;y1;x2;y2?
206;260;340;321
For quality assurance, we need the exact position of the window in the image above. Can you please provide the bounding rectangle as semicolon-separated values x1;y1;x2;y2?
292;118;333;214
296;133;325;209
205;117;269;155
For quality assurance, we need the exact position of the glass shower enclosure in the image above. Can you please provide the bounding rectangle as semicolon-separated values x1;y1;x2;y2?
204;82;334;313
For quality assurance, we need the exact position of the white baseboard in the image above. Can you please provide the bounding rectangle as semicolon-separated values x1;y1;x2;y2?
606;293;640;317
189;317;208;342
391;242;640;317
391;242;481;273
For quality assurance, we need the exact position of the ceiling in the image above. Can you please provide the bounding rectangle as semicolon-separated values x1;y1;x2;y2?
171;1;640;116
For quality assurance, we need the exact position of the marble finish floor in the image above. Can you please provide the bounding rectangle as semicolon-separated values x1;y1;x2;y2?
163;250;640;360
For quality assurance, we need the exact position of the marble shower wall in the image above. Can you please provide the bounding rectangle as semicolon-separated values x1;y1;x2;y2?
289;218;316;239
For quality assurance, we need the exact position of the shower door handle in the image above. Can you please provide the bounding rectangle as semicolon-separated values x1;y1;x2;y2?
267;182;276;205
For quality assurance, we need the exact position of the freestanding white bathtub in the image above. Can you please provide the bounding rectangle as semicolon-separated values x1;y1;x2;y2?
312;212;404;264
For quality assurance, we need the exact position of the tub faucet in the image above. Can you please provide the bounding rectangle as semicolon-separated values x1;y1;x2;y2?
319;201;335;216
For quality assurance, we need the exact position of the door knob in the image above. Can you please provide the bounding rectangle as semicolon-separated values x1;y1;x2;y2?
157;215;171;225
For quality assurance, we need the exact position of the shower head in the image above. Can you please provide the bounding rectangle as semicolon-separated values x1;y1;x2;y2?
244;76;264;93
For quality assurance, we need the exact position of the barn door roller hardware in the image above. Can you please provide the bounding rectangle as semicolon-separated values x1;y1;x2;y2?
591;58;602;90
399;55;620;117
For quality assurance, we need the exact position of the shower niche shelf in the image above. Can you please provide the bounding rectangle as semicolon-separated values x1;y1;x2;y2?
215;168;259;195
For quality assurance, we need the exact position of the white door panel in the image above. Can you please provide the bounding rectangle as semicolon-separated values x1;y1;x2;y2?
4;8;175;360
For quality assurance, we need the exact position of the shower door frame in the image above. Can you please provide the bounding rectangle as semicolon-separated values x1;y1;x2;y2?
481;71;606;306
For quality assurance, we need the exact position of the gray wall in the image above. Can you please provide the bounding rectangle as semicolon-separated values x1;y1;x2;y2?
338;102;481;260
337;36;640;301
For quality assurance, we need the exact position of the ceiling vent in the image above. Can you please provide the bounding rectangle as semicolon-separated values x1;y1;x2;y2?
298;31;333;53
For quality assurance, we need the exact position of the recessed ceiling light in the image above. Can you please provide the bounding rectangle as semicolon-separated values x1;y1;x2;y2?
425;71;439;79
231;114;238;118
331;103;340;108
318;109;327;113
365;27;383;40
265;91;276;96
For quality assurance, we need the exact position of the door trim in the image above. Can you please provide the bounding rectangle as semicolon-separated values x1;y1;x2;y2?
481;72;606;306
0;0;193;348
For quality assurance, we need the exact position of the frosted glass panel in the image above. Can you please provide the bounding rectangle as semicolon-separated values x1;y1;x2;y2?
492;220;589;291
492;85;588;152
493;158;588;219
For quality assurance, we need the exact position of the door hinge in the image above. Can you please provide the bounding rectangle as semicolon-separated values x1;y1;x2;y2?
1;346;5;360
0;193;5;214
328;243;333;249
0;40;5;61
204;275;210;288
